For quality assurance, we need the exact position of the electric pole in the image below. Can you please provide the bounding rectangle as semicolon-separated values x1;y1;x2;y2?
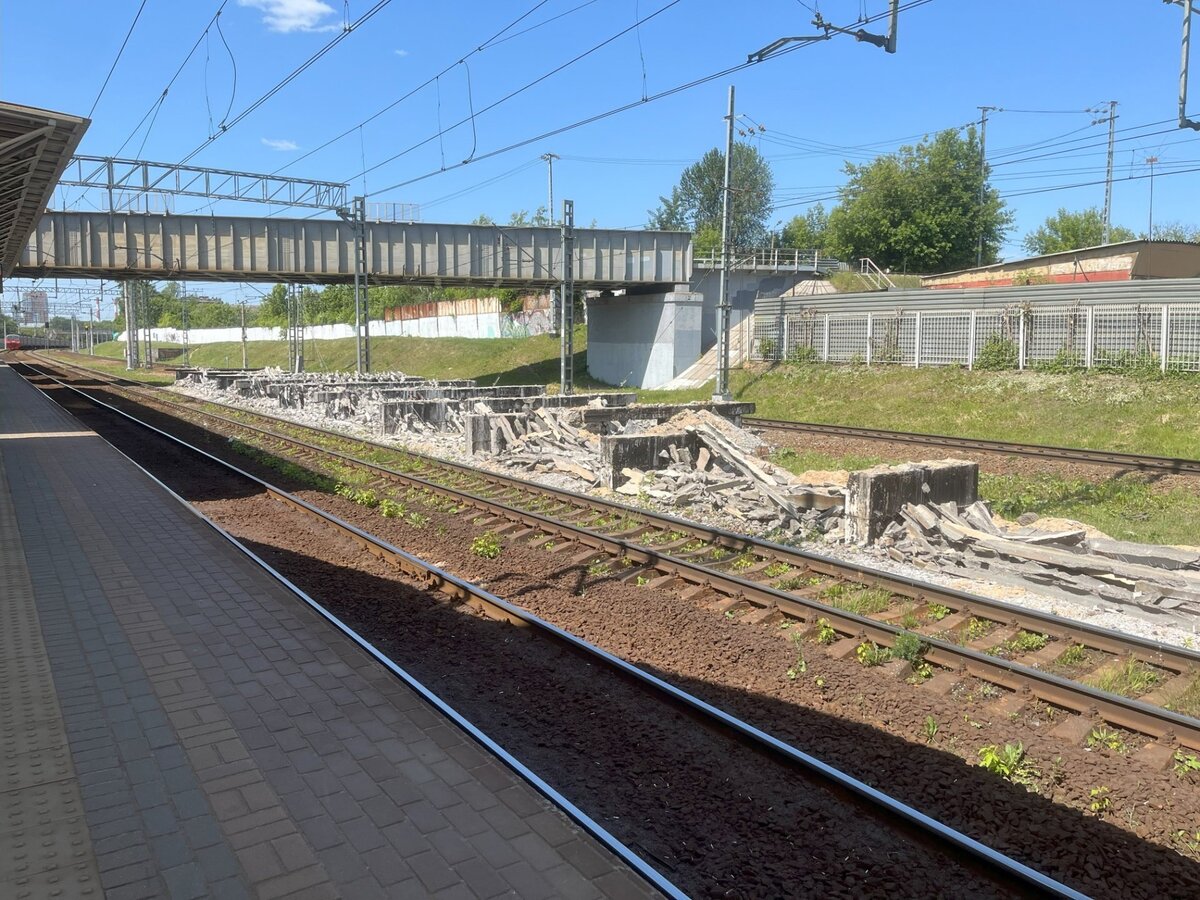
240;300;247;369
1176;0;1200;130
559;199;575;395
542;152;560;335
714;85;736;402
123;282;138;369
181;283;190;367
977;106;1000;267
541;152;559;225
1146;155;1159;240
1097;100;1118;243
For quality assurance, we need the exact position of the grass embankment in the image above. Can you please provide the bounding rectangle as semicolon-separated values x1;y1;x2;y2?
61;339;1200;545
828;272;924;292
664;364;1198;546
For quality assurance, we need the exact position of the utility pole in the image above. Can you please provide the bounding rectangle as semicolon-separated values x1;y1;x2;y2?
123;282;138;369
543;152;560;335
1097;100;1118;243
541;153;559;225
1146;155;1159;239
714;85;736;402
181;283;190;367
343;195;370;375
1178;0;1200;130
559;198;575;395
240;300;247;369
977;106;1000;267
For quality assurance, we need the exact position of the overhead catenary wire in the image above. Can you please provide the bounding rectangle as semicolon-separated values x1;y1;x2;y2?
269;0;564;177
160;0;396;177
365;0;934;198
88;0;150;119
108;0;232;159
343;0;687;187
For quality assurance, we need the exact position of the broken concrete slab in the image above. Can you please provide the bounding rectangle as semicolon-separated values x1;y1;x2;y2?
600;433;700;490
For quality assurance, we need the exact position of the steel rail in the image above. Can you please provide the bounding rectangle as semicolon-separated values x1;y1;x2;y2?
747;416;1200;476
22;355;1200;753
14;360;1086;899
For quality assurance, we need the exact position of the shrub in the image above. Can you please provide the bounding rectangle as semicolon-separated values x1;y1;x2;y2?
974;334;1018;370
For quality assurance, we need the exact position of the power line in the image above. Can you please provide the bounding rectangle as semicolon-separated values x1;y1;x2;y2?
164;0;395;175
88;0;150;119
109;1;231;159
366;0;932;198
269;0;568;177
345;0;686;187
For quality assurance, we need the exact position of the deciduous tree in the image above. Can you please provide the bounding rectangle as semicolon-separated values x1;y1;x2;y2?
826;128;1011;271
1022;207;1135;255
781;203;829;250
648;143;774;246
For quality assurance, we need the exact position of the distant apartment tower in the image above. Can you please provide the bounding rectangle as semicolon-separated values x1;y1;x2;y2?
22;290;48;325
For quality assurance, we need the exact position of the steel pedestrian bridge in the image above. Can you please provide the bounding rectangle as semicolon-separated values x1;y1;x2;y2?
15;211;692;288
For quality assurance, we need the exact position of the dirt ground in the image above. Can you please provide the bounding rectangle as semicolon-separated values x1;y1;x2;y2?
38;373;1200;898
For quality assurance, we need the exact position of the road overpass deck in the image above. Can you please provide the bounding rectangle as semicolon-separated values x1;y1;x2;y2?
16;211;692;288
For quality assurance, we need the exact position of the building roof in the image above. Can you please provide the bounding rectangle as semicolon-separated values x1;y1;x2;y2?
0;101;89;279
921;240;1200;285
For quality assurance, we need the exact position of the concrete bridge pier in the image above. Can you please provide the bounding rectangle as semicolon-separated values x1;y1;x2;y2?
585;289;702;390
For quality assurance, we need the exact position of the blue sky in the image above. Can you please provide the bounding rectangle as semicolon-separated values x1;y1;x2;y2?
3;0;1199;311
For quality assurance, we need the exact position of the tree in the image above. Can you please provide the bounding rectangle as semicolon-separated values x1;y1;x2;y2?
1022;207;1136;256
781;203;829;249
826;127;1012;271
1147;221;1200;242
648;143;774;247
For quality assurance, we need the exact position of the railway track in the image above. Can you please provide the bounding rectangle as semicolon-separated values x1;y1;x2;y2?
10;357;1084;897
22;353;1200;761
747;416;1200;476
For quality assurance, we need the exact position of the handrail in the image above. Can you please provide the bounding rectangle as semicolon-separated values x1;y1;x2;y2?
693;247;845;272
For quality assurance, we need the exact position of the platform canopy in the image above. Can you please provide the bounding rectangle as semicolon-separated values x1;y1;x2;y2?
0;101;89;279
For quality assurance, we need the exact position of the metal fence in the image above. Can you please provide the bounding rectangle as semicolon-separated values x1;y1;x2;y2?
750;302;1200;372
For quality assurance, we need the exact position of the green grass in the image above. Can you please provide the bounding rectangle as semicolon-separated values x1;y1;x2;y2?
1088;657;1163;698
819;583;892;616
643;365;1200;460
59;329;1200;546
1166;674;1200;719
828;272;925;292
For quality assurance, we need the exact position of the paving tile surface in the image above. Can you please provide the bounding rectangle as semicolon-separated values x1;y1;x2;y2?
0;364;659;899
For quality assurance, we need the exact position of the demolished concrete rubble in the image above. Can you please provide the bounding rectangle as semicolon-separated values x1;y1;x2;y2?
878;500;1200;624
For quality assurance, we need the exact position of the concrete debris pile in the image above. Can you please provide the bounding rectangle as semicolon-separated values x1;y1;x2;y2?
603;414;842;535
880;501;1200;623
472;406;602;484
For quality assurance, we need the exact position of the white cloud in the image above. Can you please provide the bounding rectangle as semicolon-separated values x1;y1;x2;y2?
261;138;299;151
394;49;409;57
238;0;340;34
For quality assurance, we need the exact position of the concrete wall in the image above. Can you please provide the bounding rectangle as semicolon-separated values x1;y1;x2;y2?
688;270;812;352
586;291;702;389
122;308;553;345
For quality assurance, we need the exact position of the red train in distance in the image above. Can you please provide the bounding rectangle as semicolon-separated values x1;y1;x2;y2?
4;335;21;351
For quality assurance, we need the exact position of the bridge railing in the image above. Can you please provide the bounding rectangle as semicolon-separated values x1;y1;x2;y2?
692;247;846;273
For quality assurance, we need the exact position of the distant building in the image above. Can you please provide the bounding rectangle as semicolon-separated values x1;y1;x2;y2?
921;240;1200;289
22;289;48;324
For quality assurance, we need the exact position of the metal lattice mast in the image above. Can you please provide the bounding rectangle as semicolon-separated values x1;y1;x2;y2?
1101;100;1118;243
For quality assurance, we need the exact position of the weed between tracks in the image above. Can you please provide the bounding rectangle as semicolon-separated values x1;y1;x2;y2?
977;742;1040;789
820;584;892;616
1088;657;1164;698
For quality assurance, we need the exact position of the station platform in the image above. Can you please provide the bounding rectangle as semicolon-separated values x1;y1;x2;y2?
0;362;657;899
